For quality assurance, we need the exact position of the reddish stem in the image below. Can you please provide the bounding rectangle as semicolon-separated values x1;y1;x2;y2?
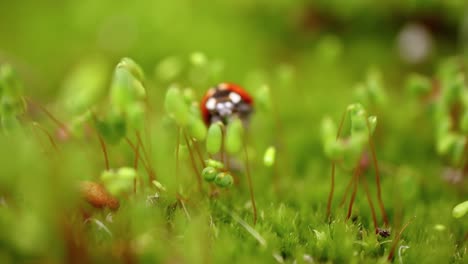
136;131;157;181
339;172;355;207
192;139;206;168
26;97;69;134
361;172;378;233
459;136;467;176
184;132;203;193
327;111;347;218
327;163;336;217
346;165;361;220
32;122;58;152
126;137;153;184
366;118;389;226
175;127;180;188
30;122;49;152
91;113;110;171
97;133;109;171
133;139;140;194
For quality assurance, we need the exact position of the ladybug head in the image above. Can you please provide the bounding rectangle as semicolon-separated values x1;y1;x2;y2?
200;83;253;126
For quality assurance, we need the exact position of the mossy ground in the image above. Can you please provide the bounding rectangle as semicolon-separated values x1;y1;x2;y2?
0;1;467;263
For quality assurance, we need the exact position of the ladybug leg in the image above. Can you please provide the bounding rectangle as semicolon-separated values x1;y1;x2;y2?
237;102;253;128
210;115;223;125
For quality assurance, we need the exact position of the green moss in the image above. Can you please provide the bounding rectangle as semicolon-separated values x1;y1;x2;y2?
0;2;467;263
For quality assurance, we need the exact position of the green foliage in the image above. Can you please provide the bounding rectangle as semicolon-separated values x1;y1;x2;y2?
321;103;377;167
406;73;432;97
90;57;148;143
155;56;184;82
100;167;137;196
0;2;467;263
60;58;110;114
109;58;146;121
412;59;468;166
94;112;127;144
254;85;272;113
118;57;145;83
353;69;387;108
0;64;25;131
164;84;207;143
165;85;190;126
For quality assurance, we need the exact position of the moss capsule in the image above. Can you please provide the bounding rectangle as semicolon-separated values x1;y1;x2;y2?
225;118;243;154
263;146;276;167
206;122;223;154
187;115;207;141
214;172;234;188
202;166;217;182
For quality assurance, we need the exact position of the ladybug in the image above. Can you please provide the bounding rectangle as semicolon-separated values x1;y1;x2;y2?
200;83;253;126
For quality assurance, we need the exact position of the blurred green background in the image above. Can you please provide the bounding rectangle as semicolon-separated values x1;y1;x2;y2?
1;0;468;263
0;0;466;97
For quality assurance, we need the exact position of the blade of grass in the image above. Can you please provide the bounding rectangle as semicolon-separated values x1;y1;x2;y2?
218;203;266;247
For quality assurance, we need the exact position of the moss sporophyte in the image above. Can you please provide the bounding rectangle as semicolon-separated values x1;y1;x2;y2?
165;81;259;225
322;103;389;234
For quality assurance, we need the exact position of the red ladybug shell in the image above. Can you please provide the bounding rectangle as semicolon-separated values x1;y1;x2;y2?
200;83;253;125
